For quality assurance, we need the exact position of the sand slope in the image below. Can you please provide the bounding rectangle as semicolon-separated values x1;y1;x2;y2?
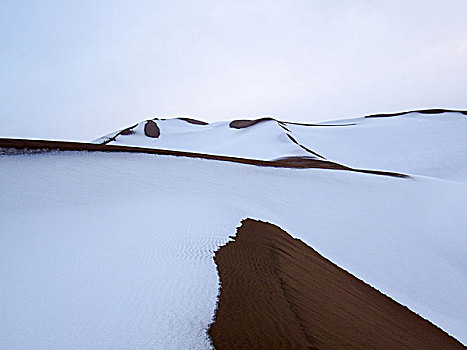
210;219;464;350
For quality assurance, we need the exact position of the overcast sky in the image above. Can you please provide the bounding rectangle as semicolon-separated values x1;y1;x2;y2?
1;1;467;141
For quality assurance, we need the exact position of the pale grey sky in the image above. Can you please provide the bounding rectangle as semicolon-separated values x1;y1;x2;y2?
1;1;466;141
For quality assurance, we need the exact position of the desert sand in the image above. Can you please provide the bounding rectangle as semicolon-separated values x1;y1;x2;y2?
209;219;464;350
0;138;408;178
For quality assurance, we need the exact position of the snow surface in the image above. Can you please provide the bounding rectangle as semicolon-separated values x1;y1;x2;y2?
95;118;312;160
1;151;467;348
97;112;467;182
286;112;467;182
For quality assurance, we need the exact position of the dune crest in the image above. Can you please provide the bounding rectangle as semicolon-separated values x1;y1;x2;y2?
209;219;464;350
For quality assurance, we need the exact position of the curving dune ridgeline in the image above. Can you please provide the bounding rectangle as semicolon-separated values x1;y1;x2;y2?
209;219;464;350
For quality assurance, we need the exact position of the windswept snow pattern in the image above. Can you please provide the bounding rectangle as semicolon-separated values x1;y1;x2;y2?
1;151;467;348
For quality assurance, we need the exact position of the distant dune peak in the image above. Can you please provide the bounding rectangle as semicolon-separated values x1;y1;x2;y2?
92;109;467;182
94;116;324;161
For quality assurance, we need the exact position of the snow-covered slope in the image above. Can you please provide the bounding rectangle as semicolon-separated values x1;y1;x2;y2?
1;151;466;348
94;118;318;160
95;110;467;182
287;111;467;182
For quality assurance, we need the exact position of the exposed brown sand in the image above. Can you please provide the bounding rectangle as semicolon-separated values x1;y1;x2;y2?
0;138;409;178
229;117;275;129
119;127;135;135
144;120;160;138
365;108;467;119
177;117;209;125
209;219;464;350
230;117;357;129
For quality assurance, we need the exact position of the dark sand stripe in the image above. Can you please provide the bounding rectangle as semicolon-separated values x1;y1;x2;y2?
285;133;326;159
229;117;275;129
365;108;467;119
209;219;464;350
176;117;209;125
0;138;409;178
101;123;139;144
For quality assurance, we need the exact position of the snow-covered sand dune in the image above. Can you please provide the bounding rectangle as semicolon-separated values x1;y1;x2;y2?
94;117;318;161
1;150;466;348
95;109;467;182
288;110;467;182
